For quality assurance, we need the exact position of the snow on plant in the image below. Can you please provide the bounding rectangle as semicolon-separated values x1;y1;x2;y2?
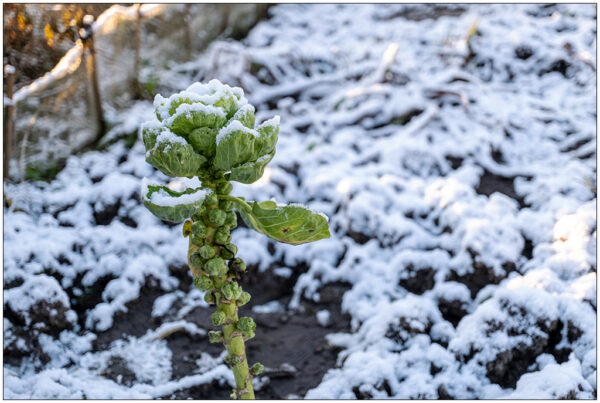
140;79;330;399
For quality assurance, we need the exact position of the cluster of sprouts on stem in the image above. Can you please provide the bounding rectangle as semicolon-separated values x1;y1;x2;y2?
140;80;330;399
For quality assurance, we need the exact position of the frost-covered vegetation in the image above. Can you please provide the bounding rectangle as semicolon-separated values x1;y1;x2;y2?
141;79;330;399
4;3;596;399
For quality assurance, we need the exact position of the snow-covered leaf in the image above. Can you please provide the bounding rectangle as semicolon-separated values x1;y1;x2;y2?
236;200;330;245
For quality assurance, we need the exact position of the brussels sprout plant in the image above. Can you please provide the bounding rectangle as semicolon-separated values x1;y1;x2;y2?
140;80;330;399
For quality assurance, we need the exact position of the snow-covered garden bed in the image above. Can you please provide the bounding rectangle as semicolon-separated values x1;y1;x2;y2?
4;3;596;399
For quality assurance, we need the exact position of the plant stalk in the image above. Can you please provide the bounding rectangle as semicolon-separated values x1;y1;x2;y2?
187;178;256;399
220;300;254;399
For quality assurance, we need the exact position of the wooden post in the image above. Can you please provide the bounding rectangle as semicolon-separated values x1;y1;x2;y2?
184;4;191;59
133;3;142;98
4;64;15;181
82;15;105;143
258;3;270;19
220;4;231;35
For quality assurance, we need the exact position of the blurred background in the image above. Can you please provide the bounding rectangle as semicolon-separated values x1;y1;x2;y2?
3;3;268;182
3;3;597;400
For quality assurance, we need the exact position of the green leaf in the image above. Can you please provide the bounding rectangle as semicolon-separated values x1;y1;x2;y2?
255;116;279;156
214;92;243;119
233;199;330;245
188;127;218;157
232;104;255;128
214;123;258;171
142;183;212;223
168;105;228;137
229;153;273;184
167;96;194;116
146;141;206;178
141;121;162;150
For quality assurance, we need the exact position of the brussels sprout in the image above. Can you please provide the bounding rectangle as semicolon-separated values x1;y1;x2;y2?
141;80;332;400
194;275;213;291
211;311;227;326
189;252;204;270
191;221;208;244
228;354;242;367
230;258;246;272
209;209;227;227
204;192;219;207
237;291;251;306
199;244;216;259
251;362;264;376
208;330;224;343
225;243;238;255
237;317;256;336
205;257;227;276
216;181;233;195
204;291;215;305
191;206;206;222
224;211;238;229
220;199;234;211
221;281;242;301
215;226;232;245
220;243;238;259
220;249;234;260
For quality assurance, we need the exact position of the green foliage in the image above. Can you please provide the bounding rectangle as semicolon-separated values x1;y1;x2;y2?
140;80;331;400
215;226;231;245
229;153;274;184
251;362;264;376
225;211;238;229
204;291;216;305
146;80;274;185
230;258;246;273
142;72;160;97
237;291;251;306
142;184;211;223
221;281;242;301
194;275;213;291
25;160;61;182
234;199;330;245
191;221;208;243
208;208;227;227
208;330;224;343
199;244;216;259
237;317;256;334
205;257;228;276
211;311;227;326
217;181;233;195
146;141;206;178
220;243;237;259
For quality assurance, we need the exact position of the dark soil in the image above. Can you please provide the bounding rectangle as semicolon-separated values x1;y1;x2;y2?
485;319;570;389
172;271;352;399
438;297;468;328
475;168;530;208
448;257;517;299
398;265;435;295
94;261;352;399
101;356;138;387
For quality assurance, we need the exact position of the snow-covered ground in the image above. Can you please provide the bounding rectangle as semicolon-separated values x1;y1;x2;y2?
4;4;596;399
